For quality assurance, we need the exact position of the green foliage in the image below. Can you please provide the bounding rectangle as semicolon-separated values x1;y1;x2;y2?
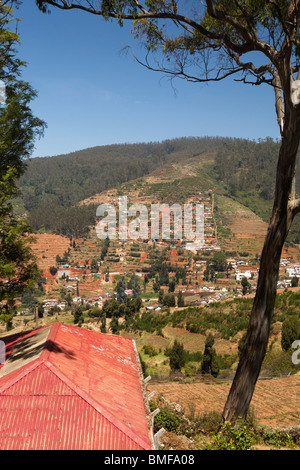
183;350;203;363
132;310;169;334
49;266;57;275
185;300;250;339
201;334;219;378
87;306;103;318
127;273;141;298
274;291;300;319
100;237;110;260
110;316;120;334
116;276;127;304
150;402;178;433
193;411;223;434
214;138;300;243
162;292;175;307
142;343;158;357
19;140;177;207
169;340;185;372
211;420;254;450
262;349;299;377
0;4;45;324
28;202;97;239
241;276;251;295
177;290;184;307
102;295;142;324
211;251;228;272
17;135;231;236
73;305;84;325
261;429;297;449
281;316;300;352
100;313;106;333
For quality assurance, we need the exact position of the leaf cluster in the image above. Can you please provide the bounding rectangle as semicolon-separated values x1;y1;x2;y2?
0;1;45;322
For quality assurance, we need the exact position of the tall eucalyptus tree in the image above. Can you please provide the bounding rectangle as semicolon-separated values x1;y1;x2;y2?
36;0;300;422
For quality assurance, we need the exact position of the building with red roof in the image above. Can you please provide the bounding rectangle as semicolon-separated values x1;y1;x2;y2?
0;323;155;450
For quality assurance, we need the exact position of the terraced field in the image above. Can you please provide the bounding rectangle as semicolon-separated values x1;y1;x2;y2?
30;233;72;270
215;194;268;254
148;373;300;428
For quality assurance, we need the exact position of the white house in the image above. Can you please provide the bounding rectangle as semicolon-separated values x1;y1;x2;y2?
286;264;300;278
235;270;252;281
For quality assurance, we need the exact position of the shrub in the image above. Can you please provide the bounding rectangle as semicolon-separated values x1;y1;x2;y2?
152;405;181;433
169;340;185;372
281;316;300;351
73;306;84;325
143;344;158;357
201;334;219;378
150;401;187;435
262;349;299;377
211;420;254;450
49;266;57;275
193;411;223;434
261;429;297;449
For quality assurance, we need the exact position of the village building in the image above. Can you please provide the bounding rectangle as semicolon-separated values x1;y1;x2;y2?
42;299;59;313
286;264;300;278
57;268;71;278
0;323;156;450
145;304;162;311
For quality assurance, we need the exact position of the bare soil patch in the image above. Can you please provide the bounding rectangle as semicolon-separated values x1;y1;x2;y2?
148;373;300;429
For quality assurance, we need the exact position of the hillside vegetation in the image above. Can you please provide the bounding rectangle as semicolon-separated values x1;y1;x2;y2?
16;136;300;244
7;136;300;450
16;137;225;236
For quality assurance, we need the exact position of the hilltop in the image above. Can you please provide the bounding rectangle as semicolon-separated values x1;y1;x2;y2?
16;136;226;237
16;136;300;245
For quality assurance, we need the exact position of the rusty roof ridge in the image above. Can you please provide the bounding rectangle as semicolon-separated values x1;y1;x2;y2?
0;322;153;449
39;322;61;361
0;357;42;394
132;338;156;450
43;358;152;450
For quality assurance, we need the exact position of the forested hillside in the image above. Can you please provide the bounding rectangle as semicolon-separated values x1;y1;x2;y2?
20;137;224;206
213;138;300;243
16;137;227;236
16;136;300;243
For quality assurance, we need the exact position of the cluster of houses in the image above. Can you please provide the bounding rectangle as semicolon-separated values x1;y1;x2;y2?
35;206;300;315
232;257;300;290
277;259;300;288
40;257;299;314
281;259;300;278
181;286;231;306
42;292;112;314
186;190;220;252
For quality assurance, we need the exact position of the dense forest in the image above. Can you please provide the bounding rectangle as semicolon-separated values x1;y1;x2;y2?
19;137;226;207
213;138;300;243
214;137;300;199
15;136;300;242
15;137;228;236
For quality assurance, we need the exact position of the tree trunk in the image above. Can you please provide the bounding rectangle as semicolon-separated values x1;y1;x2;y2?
223;107;300;422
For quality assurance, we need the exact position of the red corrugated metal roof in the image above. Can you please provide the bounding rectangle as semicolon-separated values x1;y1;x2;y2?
0;323;153;450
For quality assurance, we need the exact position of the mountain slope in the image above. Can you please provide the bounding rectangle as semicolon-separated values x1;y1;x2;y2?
16;137;228;237
16;136;300;246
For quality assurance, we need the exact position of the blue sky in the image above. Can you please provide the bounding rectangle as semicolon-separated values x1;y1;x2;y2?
16;2;280;158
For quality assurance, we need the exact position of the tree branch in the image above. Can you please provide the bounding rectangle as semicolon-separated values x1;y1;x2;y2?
36;0;293;92
204;0;278;62
37;0;265;57
273;73;285;134
127;46;246;84
265;0;289;37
